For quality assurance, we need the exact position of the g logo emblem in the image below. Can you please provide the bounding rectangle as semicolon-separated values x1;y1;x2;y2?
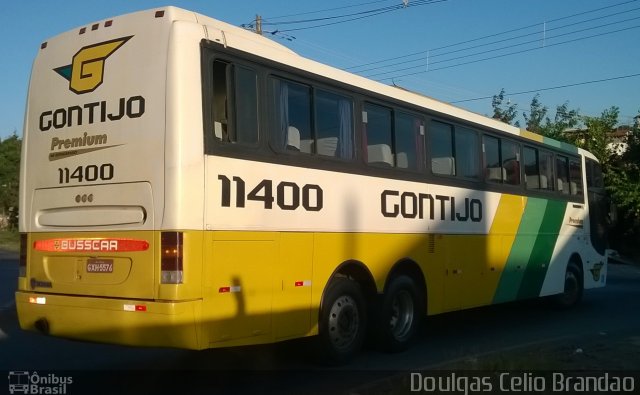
54;36;132;94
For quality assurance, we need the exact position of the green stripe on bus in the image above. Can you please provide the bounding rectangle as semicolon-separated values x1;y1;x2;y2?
516;200;567;299
492;198;547;303
542;136;580;154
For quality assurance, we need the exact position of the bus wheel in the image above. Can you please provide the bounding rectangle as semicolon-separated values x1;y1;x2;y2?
554;263;583;309
376;275;423;352
317;277;367;364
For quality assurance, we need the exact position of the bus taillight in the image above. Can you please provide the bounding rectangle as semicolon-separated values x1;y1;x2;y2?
161;232;183;284
19;234;27;277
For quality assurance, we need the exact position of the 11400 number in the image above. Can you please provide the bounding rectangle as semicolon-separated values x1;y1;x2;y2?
218;175;323;211
58;163;114;184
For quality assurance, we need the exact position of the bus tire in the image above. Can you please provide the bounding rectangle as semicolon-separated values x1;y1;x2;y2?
317;277;367;365
376;275;423;353
553;262;583;309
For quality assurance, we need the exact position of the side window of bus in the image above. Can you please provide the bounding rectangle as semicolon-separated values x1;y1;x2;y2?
211;60;259;147
556;155;570;194
524;147;542;190
484;135;522;184
271;78;312;153
363;103;393;167
569;158;584;197
539;150;555;192
430;121;455;175
525;147;555;191
271;77;353;159
483;135;501;182
395;112;425;171
362;104;424;170
429;121;479;178
502;139;521;185
315;89;354;159
455;127;480;179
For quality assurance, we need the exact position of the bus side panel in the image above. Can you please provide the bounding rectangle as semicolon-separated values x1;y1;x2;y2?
273;232;313;341
202;231;277;346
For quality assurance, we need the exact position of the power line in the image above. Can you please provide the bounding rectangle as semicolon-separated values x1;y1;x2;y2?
369;23;640;80
450;73;640;104
266;0;447;33
346;0;639;71
264;0;396;21
262;2;413;26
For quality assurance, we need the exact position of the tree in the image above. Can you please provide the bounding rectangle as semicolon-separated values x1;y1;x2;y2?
523;94;548;134
607;111;640;218
523;95;580;141
605;111;640;258
491;89;519;126
0;133;21;230
573;106;619;168
540;101;580;141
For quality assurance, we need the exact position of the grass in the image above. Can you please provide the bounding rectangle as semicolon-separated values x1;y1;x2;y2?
0;230;20;252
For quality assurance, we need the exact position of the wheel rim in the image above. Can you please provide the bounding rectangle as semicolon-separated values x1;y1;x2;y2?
389;289;414;340
328;294;360;351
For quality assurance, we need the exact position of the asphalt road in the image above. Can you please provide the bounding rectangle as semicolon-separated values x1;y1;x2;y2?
1;251;639;394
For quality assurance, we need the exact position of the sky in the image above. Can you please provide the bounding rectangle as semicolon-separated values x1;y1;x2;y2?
1;0;639;139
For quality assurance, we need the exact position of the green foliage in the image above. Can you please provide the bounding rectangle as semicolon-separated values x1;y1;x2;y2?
523;94;580;140
575;107;620;168
0;230;20;252
491;89;520;126
523;94;548;134
542;102;580;141
607;111;640;219
0;133;21;230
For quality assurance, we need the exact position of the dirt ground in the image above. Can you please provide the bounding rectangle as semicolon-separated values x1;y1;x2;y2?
351;332;640;395
434;331;640;371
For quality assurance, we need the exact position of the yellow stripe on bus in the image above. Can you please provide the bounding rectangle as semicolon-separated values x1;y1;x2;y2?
484;194;528;302
519;130;544;143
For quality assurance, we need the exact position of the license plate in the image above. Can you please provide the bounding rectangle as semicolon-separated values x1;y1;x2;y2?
86;259;114;273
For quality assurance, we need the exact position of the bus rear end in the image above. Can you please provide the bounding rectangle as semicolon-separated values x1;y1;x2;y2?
16;8;205;349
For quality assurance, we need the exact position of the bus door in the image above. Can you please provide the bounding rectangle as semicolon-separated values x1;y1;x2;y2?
586;159;608;255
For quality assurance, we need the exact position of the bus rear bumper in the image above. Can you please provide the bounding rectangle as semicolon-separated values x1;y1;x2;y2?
15;291;204;350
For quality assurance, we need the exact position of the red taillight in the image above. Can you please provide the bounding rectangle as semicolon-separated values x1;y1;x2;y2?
19;234;27;277
161;232;183;284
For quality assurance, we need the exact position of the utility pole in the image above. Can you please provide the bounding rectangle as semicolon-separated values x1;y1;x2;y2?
255;15;263;35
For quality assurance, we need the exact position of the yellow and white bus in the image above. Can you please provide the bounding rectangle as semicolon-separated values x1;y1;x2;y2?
17;7;609;362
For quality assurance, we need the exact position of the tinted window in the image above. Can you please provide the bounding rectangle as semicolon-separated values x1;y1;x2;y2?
556;155;570;194
210;60;259;146
430;121;454;175
502;140;520;185
539;150;555;191
570;159;584;197
271;78;312;152
456;127;479;179
483;135;501;182
395;112;424;171
524;147;541;190
315;90;354;159
234;66;259;145
364;103;393;166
